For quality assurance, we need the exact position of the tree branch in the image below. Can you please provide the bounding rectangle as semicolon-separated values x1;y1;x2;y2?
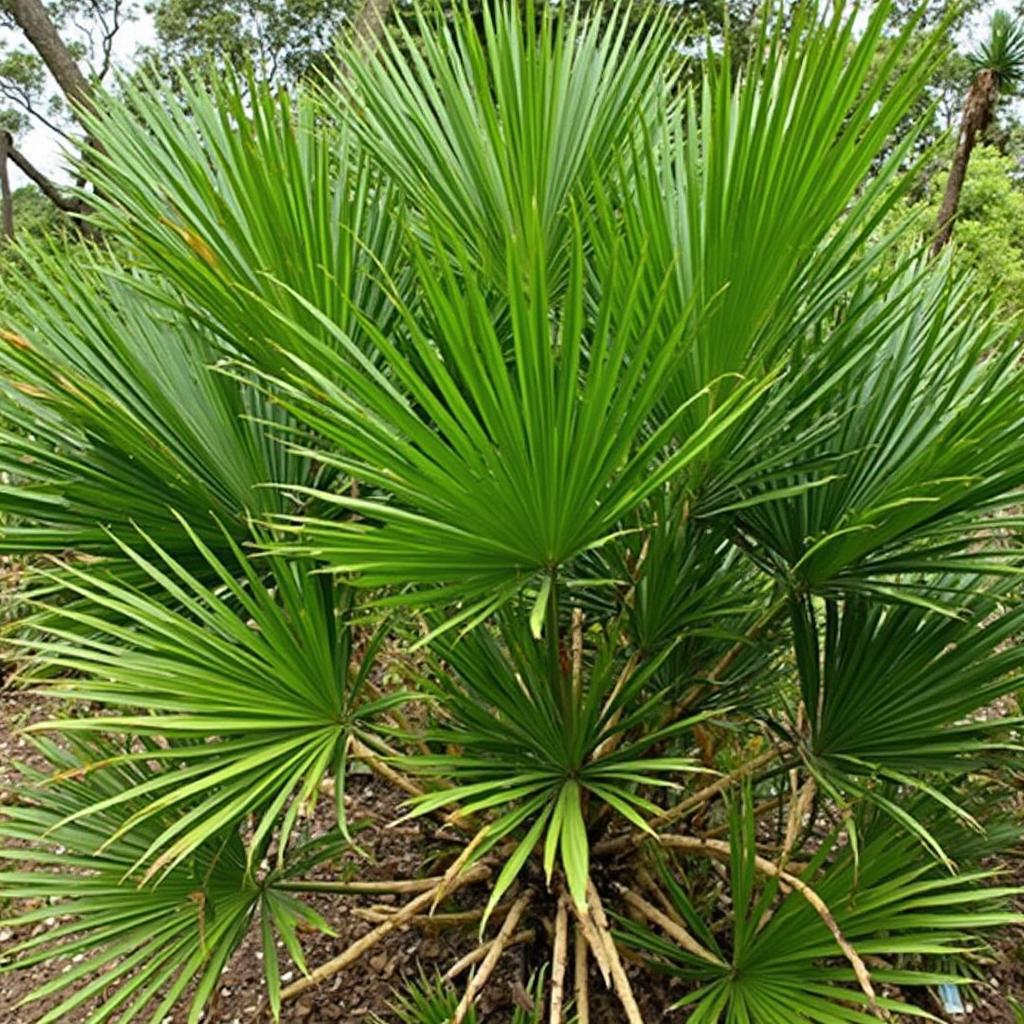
5;137;82;212
2;0;95;117
0;82;76;143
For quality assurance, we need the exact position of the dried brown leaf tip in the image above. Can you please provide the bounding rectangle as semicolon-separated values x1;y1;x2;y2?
12;381;50;399
0;329;31;350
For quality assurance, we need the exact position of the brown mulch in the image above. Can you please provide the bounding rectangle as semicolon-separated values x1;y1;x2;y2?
1;687;1023;1022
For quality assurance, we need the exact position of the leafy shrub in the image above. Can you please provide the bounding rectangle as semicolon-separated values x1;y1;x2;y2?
1;2;1023;1023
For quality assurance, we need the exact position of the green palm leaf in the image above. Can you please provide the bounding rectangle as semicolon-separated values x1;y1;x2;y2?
332;0;681;289
725;263;1024;601
15;519;389;877
618;795;1023;1023
0;737;335;1024
265;217;765;618
82;72;406;369
0;252;318;561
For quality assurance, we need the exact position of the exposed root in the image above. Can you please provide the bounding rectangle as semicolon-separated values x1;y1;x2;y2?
346;737;474;833
619;886;722;966
453;889;533;1024
549;895;569;1023
442;929;536;981
349;736;426;800
657;835;889;1021
568;899;611;986
574;919;590;1024
434;824;491;911
278;875;448;896
635;867;686;930
353;901;509;926
279;862;491;1003
585;878;645;1024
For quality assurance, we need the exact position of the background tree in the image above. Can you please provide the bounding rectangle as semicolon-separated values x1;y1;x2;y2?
887;144;1024;322
4;0;1004;245
0;0;134;234
932;8;1024;253
138;0;351;84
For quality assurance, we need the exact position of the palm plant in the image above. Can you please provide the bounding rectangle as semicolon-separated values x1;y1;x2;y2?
0;737;339;1024
378;971;562;1024
2;2;1024;1023
932;8;1024;253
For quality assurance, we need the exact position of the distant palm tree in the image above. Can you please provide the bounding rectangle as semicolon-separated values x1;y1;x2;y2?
933;10;1024;254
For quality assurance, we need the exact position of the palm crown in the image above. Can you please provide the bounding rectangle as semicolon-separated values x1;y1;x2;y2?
970;8;1024;85
2;2;1024;1023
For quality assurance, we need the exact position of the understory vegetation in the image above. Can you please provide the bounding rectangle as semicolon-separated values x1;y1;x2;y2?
2;2;1024;1022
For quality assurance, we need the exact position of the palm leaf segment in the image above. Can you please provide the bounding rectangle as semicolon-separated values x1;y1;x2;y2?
618;795;1023;1023
15;521;390;879
0;738;335;1024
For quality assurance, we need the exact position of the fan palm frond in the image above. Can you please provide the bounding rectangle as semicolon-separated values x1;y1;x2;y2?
0;737;336;1024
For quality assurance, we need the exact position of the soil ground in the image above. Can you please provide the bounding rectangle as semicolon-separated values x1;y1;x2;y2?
1;687;1023;1022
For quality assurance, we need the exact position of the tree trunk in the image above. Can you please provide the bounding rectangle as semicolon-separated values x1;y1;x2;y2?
1;0;95;117
931;68;999;256
0;132;14;240
1;0;101;226
350;0;393;50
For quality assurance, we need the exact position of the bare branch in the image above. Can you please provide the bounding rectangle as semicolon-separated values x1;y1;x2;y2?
6;138;82;212
0;82;75;142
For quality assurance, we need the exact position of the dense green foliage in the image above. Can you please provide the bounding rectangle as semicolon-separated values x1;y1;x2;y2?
1;3;1024;1023
917;145;1024;318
